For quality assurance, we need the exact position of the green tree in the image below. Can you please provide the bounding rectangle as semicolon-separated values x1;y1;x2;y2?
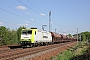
11;30;18;44
0;26;8;45
81;33;86;41
81;31;90;42
0;26;26;45
17;26;25;43
6;30;18;45
68;34;72;38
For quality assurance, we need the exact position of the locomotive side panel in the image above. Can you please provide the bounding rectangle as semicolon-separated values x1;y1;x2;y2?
35;31;52;43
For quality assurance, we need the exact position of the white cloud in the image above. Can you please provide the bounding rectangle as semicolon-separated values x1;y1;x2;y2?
16;6;26;10
40;13;45;16
0;22;3;24
31;19;34;21
25;21;29;23
26;12;29;14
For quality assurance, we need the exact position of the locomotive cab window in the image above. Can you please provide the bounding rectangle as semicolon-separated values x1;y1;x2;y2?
28;30;32;34
22;30;27;34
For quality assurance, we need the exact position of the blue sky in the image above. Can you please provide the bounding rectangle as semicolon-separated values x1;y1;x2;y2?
0;0;90;35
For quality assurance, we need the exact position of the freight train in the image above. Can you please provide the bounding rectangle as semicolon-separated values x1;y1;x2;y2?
20;28;76;47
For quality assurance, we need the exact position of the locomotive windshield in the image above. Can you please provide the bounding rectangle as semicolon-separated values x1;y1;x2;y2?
22;30;32;34
27;30;32;34
22;30;27;34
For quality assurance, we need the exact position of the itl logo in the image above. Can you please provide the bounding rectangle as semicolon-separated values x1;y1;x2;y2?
43;36;48;38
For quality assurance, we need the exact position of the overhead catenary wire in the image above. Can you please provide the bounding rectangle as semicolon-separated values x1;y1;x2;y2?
0;1;32;20
20;1;74;34
0;8;42;27
0;17;30;29
0;1;29;27
0;0;62;32
17;0;50;20
17;0;52;29
0;7;26;19
0;20;19;29
29;2;61;28
26;0;62;31
0;1;44;26
26;0;53;27
26;0;45;14
0;1;30;18
0;17;21;26
17;0;40;15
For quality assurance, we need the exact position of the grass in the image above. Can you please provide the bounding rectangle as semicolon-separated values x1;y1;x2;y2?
50;41;89;60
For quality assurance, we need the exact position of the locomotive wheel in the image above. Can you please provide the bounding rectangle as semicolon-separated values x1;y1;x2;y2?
30;44;33;48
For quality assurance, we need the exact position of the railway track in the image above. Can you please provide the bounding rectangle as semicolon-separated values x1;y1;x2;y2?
0;42;76;60
0;46;10;51
0;44;21;53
